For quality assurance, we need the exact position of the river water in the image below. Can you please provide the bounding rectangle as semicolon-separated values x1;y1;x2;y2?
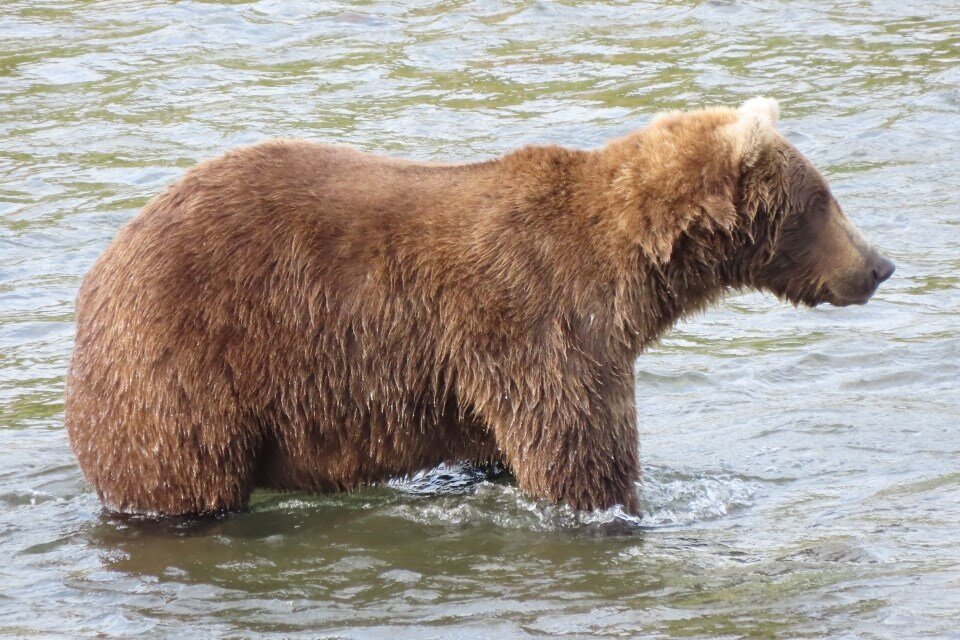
1;1;958;638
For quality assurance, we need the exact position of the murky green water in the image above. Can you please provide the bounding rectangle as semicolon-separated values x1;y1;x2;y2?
2;1;959;638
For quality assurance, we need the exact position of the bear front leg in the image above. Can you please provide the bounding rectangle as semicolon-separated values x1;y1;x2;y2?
488;371;641;515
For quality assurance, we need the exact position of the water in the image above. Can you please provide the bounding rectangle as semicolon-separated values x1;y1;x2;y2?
1;1;958;637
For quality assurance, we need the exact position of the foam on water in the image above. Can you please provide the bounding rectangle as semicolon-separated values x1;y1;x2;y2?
385;463;760;532
638;466;761;527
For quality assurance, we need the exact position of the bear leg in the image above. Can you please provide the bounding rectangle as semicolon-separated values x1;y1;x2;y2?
486;376;641;515
69;395;261;516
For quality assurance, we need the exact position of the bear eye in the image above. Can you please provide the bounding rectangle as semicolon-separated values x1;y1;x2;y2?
801;189;831;221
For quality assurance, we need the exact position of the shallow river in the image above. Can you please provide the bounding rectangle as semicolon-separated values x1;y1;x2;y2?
1;1;959;638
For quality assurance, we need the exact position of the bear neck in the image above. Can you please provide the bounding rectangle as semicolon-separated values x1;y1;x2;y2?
622;236;746;355
573;133;761;355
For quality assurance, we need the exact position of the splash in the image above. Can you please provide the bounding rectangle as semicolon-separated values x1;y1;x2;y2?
385;463;760;531
638;466;761;527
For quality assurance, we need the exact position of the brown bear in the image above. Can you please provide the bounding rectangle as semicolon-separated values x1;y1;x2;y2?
65;97;894;516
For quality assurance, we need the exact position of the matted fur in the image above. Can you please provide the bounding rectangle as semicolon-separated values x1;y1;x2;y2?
66;99;884;515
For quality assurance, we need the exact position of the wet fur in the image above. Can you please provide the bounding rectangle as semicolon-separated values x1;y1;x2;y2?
66;100;841;515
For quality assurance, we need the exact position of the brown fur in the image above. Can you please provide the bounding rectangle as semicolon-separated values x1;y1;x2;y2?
65;99;891;516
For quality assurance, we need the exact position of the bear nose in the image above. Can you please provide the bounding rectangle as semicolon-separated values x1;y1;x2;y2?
871;255;896;285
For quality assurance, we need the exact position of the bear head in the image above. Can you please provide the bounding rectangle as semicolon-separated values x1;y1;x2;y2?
730;97;895;307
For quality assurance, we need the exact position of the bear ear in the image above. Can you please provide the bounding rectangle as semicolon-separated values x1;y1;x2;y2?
728;96;780;168
739;96;779;124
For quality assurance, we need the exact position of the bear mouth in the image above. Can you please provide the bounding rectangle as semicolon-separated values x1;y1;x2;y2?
819;257;894;307
821;286;874;307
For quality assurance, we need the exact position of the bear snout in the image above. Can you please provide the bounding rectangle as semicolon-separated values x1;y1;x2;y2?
870;254;896;286
826;251;895;306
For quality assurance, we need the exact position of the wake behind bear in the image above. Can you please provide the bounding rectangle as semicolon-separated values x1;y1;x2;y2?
65;98;894;516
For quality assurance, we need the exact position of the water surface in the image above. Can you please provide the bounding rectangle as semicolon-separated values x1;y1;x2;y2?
1;1;959;638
